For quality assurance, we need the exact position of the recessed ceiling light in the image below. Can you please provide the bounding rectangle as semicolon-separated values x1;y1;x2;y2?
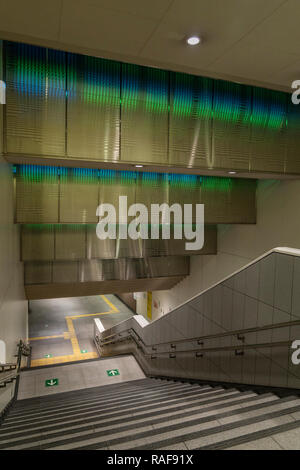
228;171;237;175
186;35;201;46
135;165;143;168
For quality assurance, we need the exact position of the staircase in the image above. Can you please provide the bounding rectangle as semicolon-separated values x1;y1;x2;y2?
1;378;300;450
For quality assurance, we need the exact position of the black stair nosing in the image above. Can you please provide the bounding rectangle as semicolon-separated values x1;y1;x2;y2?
0;394;292;449
198;418;300;450
9;382;198;418
122;403;300;452
13;381;187;411
150;375;300;399
22;399;300;451
0;388;245;434
0;390;266;443
2;386;227;427
14;378;190;409
9;382;200;417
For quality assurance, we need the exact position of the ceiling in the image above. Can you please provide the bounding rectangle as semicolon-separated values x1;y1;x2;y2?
0;0;298;92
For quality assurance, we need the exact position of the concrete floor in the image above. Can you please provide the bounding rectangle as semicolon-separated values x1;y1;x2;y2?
28;294;134;368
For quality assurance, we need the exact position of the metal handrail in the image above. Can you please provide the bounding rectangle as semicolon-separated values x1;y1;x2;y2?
0;364;17;373
100;318;300;350
100;327;291;359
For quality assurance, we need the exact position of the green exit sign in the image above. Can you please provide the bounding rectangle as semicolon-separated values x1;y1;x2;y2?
106;369;120;377
81;349;88;354
45;378;59;387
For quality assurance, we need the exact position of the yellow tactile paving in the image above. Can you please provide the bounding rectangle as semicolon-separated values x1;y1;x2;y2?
30;295;120;368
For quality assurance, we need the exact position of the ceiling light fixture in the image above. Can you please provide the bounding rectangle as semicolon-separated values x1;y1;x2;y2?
228;171;237;175
135;165;143;168
186;35;201;46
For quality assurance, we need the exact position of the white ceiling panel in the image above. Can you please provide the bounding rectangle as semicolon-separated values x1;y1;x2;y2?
0;0;298;91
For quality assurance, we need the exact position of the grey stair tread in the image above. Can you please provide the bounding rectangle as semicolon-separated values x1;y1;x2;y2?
1;386;224;428
0;393;284;448
0;389;253;437
9;382;199;418
2;375;300;451
4;395;300;450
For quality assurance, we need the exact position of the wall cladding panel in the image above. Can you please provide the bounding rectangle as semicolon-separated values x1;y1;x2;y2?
121;64;169;164
55;224;86;260
59;167;99;223
212;81;252;171
67;54;120;161
4;41;297;175
169;73;213;168
15;165;59;223
20;223;217;260
15;165;256;225
21;224;54;261
6;42;66;156
250;88;287;173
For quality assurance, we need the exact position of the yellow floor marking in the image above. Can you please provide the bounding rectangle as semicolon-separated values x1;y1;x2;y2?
65;317;81;355
30;295;120;367
29;334;65;341
30;352;98;368
68;311;115;320
101;295;119;313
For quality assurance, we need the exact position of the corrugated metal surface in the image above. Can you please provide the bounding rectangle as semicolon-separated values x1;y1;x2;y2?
169;73;212;168
212;81;252;171
20;223;217;261
120;64;169;164
59;167;99;223
4;41;298;175
15;165;256;225
24;257;189;285
15;165;59;223
67;54;120;161
5;42;66;156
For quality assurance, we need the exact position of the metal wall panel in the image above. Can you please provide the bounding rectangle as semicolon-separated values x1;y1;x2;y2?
286;101;300;174
3;41;298;176
87;224;116;259
6;42;66;156
15;165;256;225
212;81;252;170
52;261;78;283
21;225;54;261
55;224;86;260
60;167;99;223
250;88;287;173
169;73;212;168
98;170;136;222
121;64;169;164
67;54;120;161
16;165;59;223
24;261;52;284
24;257;189;285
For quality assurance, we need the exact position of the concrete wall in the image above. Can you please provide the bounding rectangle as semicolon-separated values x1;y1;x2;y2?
0;41;28;363
153;179;300;317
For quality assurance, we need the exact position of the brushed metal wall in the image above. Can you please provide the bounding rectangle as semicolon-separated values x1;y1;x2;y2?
15;165;256;224
21;224;217;261
24;256;190;285
4;41;299;176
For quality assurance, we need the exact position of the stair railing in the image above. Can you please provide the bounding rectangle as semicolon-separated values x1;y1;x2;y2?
0;340;31;422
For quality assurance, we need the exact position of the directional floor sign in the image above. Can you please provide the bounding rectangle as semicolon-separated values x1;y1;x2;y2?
45;378;59;387
106;369;120;377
